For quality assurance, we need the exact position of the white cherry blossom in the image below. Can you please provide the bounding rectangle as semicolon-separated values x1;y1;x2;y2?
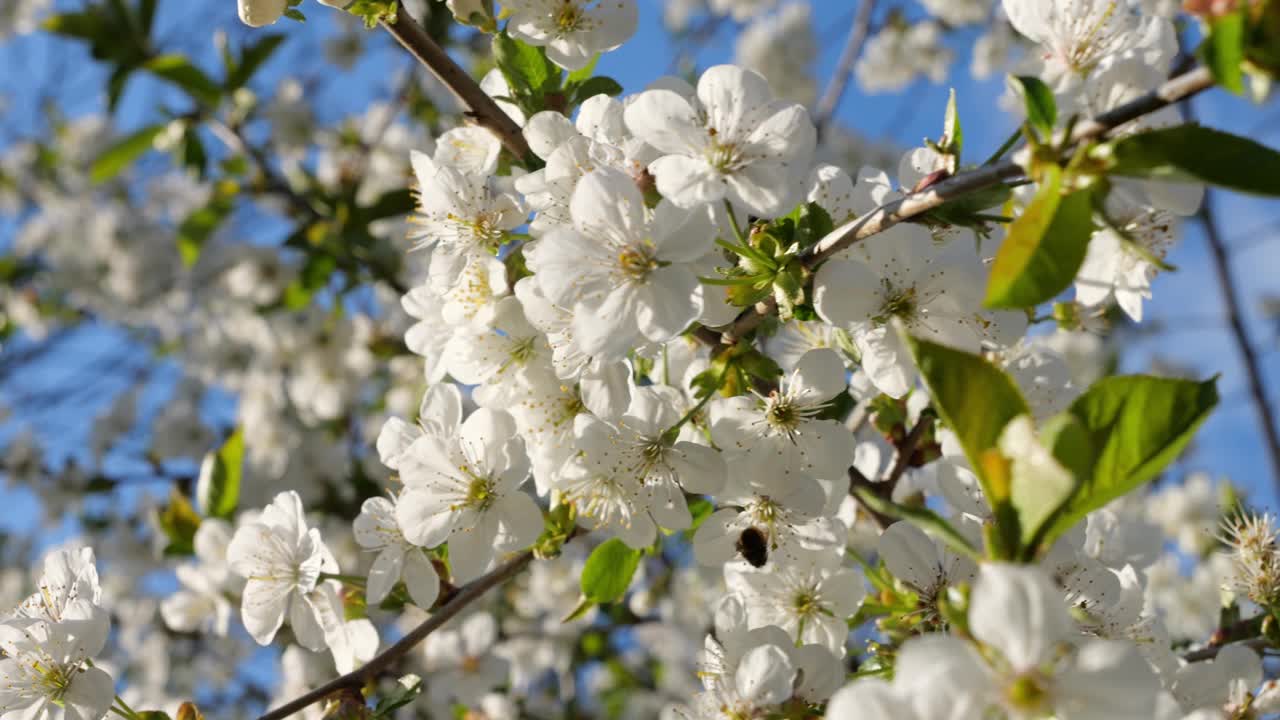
625;64;816;217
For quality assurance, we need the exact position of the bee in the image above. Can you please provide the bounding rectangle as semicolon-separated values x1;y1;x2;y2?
735;526;769;568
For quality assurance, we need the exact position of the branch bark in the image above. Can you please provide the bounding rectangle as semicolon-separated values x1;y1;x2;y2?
812;0;875;134
381;1;531;160
257;550;536;720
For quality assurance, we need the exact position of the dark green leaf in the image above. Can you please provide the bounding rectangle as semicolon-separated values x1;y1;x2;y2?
1106;124;1280;197
1011;75;1057;135
580;538;643;604
198;428;244;520
571;76;624;104
227;34;286;90
90;123;165;184
985;166;1095;309
1200;10;1246;94
144;54;223;107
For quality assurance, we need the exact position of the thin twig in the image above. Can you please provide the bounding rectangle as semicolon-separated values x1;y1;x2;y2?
257;550;536;720
711;66;1217;345
1199;190;1280;486
381;1;531;160
812;0;875;134
882;414;934;486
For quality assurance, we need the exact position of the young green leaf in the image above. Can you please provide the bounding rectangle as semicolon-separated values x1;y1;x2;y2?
226;34;286;91
197;428;245;520
942;87;963;158
580;538;643;604
1050;375;1219;534
90;123;166;184
157;488;202;556
905;335;1030;507
144;54;223;107
1199;10;1246;94
985;166;1095;309
176;182;236;266
1010;75;1057;136
1104;125;1280;197
493;32;560;98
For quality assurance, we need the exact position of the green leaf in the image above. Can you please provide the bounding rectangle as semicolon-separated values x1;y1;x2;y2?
785;202;835;250
1105;124;1280;197
1011;75;1057;136
373;675;423;718
580;538;643;604
157;488;202;556
1049;375;1218;534
942;87;963;157
906;335;1030;507
493;33;560;97
1009;414;1088;553
176;182;236;266
985;166;1095;309
852;486;980;561
198;428;244;520
90;124;165;184
227;34;286;90
144;54;223;107
1200;10;1246;94
565;55;600;86
571;76;624;104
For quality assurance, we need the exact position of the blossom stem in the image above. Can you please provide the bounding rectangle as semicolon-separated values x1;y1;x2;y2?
379;1;533;161
723;199;748;244
981;128;1023;166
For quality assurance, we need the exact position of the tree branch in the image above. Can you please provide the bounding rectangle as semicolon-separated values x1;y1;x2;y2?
257;550;536;720
812;0;875;134
1199;186;1280;486
711;66;1217;345
381;1;531;160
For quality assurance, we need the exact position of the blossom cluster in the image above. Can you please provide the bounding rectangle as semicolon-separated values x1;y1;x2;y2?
0;0;1277;719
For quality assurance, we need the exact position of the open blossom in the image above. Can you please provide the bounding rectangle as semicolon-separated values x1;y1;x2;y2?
525;167;714;360
504;0;638;70
408;149;524;281
0;612;114;720
554;385;726;548
227;490;339;647
710;348;855;481
353;496;441;609
727;549;864;654
1003;0;1175;94
395;407;543;583
624;64;816;217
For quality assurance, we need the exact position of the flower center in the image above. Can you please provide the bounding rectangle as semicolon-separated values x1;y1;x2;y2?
556;2;583;34
617;244;659;282
463;474;496;512
33;659;77;704
706;137;744;173
873;283;919;326
1005;672;1050;713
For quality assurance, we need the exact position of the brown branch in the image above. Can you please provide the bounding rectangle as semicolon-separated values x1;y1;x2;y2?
1200;189;1280;485
257;550;536;720
812;0;875;134
381;1;531;160
710;66;1217;346
883;413;934;486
